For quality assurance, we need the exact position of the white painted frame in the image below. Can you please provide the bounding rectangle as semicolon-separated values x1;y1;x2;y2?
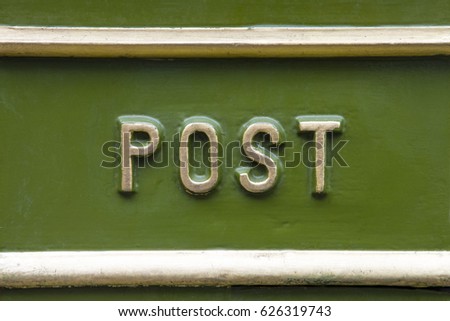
1;251;449;288
1;26;450;57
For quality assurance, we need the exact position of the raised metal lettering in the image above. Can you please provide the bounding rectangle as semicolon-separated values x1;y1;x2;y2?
180;117;221;194
297;115;344;194
237;117;284;193
119;116;162;192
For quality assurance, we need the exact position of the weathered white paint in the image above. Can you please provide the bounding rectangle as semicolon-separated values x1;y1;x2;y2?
1;26;450;57
1;250;449;288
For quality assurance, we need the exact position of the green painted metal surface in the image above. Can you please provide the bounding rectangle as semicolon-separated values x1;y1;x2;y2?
1;0;450;27
1;286;450;301
1;0;450;300
1;57;449;299
0;57;449;251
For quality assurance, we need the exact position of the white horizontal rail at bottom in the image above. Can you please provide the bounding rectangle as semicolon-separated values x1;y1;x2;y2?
1;250;449;288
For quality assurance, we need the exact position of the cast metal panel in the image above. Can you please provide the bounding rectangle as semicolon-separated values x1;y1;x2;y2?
0;25;449;296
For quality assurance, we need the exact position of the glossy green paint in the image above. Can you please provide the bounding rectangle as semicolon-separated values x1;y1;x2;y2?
1;57;449;252
1;58;450;299
1;286;450;301
1;0;450;301
1;0;450;27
